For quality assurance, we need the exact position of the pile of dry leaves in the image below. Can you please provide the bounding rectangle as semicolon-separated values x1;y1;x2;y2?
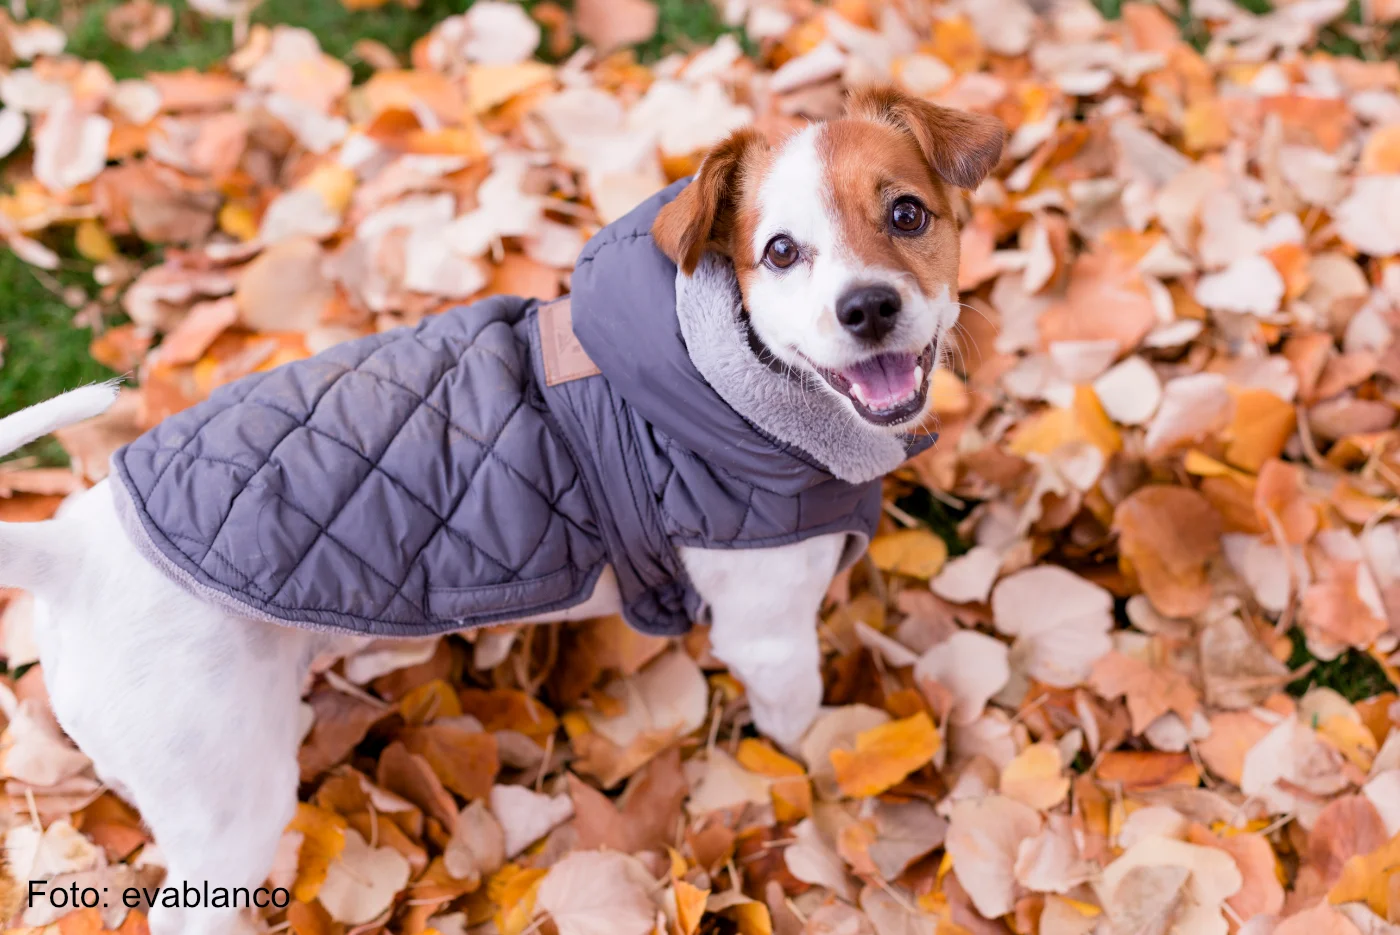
3;0;1400;933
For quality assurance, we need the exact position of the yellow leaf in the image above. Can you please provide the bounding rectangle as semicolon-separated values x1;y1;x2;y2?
1184;449;1255;483
1316;714;1377;772
830;712;940;798
217;202;259;241
999;742;1070;810
726;901;773;935
468;63;554;114
770;776;813;823
930;16;983;73
868;529;949;580
491;865;548;935
667;847;688;879
288;803;347;903
1008;407;1078;457
1328;833;1400;919
1183;99;1230;151
736;739;804;777
397;680;464;725
74;218;116;262
674;879;709;935
561;710;593;738
1008;387;1121;459
1073;385;1123;456
300;163;357;214
1056;896;1102;918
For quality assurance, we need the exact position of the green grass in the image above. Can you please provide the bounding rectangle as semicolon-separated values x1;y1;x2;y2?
893;487;975;558
0;251;116;464
1286;628;1396;703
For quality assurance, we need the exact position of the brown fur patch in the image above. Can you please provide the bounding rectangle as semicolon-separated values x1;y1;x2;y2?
651;128;770;275
816;118;961;298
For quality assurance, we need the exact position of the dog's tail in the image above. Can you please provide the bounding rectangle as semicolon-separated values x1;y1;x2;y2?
0;382;120;590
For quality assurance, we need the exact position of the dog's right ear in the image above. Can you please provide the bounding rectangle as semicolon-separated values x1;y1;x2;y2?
652;127;764;276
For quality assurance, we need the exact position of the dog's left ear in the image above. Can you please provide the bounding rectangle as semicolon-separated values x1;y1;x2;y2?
653;127;765;275
846;85;1005;191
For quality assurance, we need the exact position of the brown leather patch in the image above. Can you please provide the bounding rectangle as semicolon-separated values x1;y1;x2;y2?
538;297;600;387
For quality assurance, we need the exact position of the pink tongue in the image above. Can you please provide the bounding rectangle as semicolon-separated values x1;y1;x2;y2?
841;352;918;411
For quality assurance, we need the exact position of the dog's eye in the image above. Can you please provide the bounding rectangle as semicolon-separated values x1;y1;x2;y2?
890;197;929;235
764;235;799;270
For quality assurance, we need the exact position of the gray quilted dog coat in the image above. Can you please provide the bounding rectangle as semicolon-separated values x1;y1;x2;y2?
111;181;935;637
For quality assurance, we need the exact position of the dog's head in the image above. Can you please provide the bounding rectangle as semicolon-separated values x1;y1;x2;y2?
653;85;1004;431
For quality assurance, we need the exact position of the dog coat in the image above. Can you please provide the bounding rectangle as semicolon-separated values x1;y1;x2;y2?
111;180;935;638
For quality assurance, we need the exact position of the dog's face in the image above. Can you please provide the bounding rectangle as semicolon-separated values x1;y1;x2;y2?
654;86;1004;430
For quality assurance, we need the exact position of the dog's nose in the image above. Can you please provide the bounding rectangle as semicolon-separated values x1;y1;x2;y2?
836;284;901;342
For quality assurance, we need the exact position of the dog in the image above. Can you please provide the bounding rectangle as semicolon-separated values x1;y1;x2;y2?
0;85;1002;935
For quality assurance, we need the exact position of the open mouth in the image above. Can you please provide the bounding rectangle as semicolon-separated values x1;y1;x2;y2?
812;344;936;427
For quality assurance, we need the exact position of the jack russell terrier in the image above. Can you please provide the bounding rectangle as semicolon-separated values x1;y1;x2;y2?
0;84;1003;935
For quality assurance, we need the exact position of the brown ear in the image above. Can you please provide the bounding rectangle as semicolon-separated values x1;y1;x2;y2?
845;84;1005;190
652;127;764;275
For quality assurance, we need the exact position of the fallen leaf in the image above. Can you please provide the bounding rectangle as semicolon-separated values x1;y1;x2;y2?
1089;651;1200;735
574;0;658;52
490;784;574;858
1276;905;1364;935
830;712;940;798
1114;485;1223;618
992;565;1114;687
913;629;1010;724
945;795;1043;919
443;799;505;882
868;529;949;580
32;99;112;193
930;546;1001;604
1000;742;1070;810
1100;835;1243;935
1328;833;1400;920
535;850;658;935
785;817;855;901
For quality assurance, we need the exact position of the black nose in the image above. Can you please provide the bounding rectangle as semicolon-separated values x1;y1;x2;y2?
836;284;901;342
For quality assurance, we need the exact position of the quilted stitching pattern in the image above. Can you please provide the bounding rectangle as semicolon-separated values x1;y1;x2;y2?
113;181;890;639
115;296;606;635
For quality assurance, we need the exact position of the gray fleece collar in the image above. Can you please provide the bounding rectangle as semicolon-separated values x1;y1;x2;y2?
674;253;915;485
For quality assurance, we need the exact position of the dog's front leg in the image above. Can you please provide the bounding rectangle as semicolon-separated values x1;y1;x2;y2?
679;534;845;750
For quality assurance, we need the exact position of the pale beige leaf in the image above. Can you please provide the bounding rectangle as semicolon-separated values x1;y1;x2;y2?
317;827;411;925
536;850;658;935
945;795;1043;918
490;784;573;859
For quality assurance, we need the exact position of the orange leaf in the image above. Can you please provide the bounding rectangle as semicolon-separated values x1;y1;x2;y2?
400;725;500;800
1114;485;1222;618
674;879;709;935
1225;389;1297;473
288;803;348;903
830;712;940;798
1255;459;1319;544
736;739;805;777
1328;833;1400;920
1095;751;1200;791
1089;651;1199;734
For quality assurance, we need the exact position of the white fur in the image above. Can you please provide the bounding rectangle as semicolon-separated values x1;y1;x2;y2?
744;126;956;426
0;383;119;460
1;393;843;935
